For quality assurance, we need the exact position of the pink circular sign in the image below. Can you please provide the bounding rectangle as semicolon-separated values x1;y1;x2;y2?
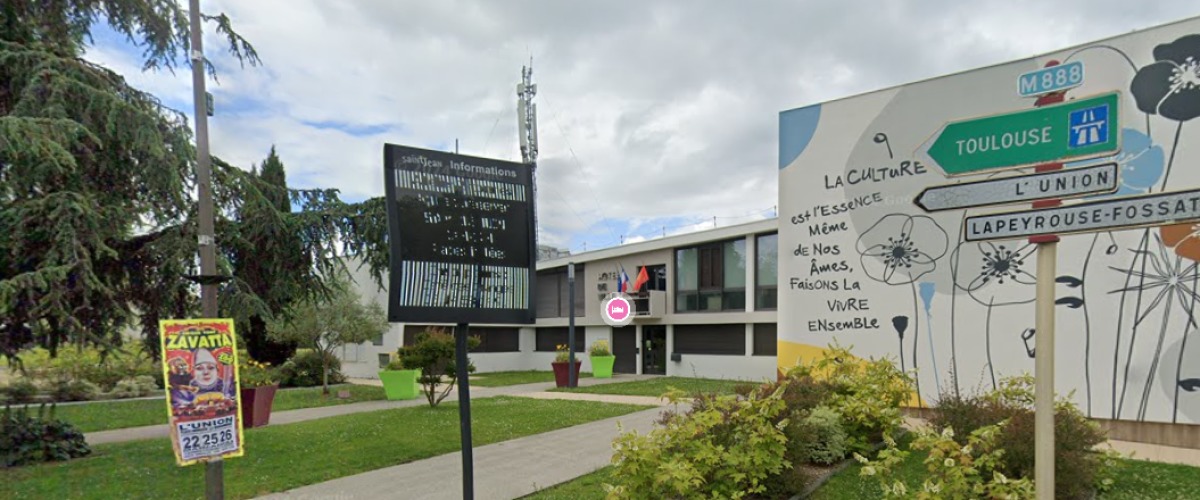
606;297;631;321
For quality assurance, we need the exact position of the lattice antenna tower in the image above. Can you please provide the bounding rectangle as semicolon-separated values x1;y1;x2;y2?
516;59;539;163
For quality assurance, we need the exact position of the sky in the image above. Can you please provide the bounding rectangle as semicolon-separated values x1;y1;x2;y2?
82;0;1197;254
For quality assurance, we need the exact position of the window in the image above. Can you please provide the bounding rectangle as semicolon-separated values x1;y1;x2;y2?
535;266;586;318
378;353;391;369
756;233;778;310
753;323;777;356
632;264;667;292
402;324;519;353
371;333;384;346
535;327;585;352
673;324;745;355
675;239;746;312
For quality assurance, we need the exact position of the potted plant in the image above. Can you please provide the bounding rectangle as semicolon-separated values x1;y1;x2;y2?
551;344;582;388
589;339;615;379
238;356;279;428
378;353;421;401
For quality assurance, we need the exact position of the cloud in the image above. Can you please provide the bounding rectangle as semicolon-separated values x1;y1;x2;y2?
81;0;1190;252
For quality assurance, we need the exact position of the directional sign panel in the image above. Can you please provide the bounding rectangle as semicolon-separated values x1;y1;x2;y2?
964;188;1200;242
919;92;1120;176
914;162;1118;212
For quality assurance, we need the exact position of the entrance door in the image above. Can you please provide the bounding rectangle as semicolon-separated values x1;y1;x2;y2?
612;327;637;374
642;326;667;375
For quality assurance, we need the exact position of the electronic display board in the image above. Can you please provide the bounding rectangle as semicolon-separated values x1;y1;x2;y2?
384;143;536;324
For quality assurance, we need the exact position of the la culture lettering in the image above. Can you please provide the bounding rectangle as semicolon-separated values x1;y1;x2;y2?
823;161;928;189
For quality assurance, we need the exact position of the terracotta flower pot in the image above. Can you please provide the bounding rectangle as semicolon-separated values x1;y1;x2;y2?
551;361;583;387
240;384;278;428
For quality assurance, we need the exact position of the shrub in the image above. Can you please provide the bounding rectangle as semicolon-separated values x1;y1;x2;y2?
1;404;92;468
279;350;345;388
109;376;159;399
857;423;1035;499
588;339;611;357
810;342;912;454
604;386;791;499
49;380;99;402
384;356;406;371
790;405;849;465
1;379;38;404
14;346;158;392
928;375;1115;499
238;354;279;388
397;329;480;407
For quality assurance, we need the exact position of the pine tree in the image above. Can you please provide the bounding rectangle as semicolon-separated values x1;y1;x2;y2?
0;2;393;364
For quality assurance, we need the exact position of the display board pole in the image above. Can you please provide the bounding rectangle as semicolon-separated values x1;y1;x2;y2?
568;262;577;388
456;321;474;500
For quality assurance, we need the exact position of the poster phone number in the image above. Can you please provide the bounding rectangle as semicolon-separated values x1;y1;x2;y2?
177;418;239;462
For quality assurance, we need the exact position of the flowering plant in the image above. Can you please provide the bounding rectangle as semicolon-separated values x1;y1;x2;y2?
589;339;612;357
555;344;572;363
239;356;278;388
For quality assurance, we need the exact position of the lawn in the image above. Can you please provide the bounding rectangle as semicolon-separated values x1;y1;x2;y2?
549;376;750;398
522;466;613;500
0;396;653;500
22;384;387;433
470;370;592;387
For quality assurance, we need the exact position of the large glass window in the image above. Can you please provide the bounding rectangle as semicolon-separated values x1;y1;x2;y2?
535;266;586;318
756;233;778;310
675;238;747;312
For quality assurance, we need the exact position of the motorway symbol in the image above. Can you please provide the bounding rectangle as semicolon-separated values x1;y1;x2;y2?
914;162;1118;212
963;187;1200;242
918;92;1121;176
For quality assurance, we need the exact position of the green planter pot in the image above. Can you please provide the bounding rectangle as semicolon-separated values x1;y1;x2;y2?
591;355;615;378
379;369;420;400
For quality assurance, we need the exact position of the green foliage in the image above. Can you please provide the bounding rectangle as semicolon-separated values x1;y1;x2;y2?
929;375;1115;499
398;328;480;407
49;379;99;402
791;405;849;465
108;376;158;399
237;356;278;388
588;340;611;357
604;387;791;499
554;343;571;363
1;379;38;404
267;273;388;393
1;404;91;468
384;357;407;371
10;346;157;392
811;342;912;454
278;350;344;389
857;424;1035;499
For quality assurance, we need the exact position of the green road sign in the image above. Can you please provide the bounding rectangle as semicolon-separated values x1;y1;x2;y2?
918;92;1120;176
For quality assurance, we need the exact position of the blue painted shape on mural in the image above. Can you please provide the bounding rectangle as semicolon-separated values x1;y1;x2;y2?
779;104;822;169
919;282;936;314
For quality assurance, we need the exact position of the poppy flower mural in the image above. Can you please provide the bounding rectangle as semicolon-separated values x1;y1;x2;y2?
779;17;1200;424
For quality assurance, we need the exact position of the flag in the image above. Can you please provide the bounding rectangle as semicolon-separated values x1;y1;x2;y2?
631;266;649;292
618;266;630;293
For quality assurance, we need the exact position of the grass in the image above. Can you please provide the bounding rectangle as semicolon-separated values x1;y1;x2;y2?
549;376;748;397
21;384;387;433
522;466;613;499
0;396;653;500
469;370;592;387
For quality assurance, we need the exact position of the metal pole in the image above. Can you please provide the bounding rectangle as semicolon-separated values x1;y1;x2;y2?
455;321;474;500
568;262;576;388
1034;242;1057;499
187;1;222;498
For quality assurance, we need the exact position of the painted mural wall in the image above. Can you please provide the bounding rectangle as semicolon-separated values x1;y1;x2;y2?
778;16;1200;424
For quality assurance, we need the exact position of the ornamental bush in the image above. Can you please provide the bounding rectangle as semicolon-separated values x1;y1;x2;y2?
109;376;159;399
605;386;791;499
0;379;38;404
397;329;480;407
1;404;91;468
790;405;849;465
810;342;913;454
279;350;345;388
929;375;1119;499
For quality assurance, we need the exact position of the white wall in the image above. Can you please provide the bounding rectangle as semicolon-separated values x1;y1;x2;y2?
668;354;776;382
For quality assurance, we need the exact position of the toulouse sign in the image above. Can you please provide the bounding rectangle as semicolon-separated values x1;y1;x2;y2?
383;144;536;324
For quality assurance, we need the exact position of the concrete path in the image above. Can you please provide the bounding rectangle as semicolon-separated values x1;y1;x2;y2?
86;375;656;445
256;407;665;500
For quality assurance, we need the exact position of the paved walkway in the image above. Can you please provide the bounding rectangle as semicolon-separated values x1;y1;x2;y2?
86;375;657;445
256;407;668;500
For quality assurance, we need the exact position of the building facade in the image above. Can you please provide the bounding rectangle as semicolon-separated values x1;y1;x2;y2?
338;218;779;382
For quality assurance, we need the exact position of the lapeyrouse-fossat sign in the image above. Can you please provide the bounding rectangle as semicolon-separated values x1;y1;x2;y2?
383;144;536;324
778;16;1200;424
